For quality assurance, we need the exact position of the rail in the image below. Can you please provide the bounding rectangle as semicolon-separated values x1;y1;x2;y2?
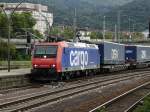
124;92;150;112
0;72;149;112
89;81;150;112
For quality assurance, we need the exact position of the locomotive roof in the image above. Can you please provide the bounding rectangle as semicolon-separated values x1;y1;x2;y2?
67;42;98;49
34;41;98;49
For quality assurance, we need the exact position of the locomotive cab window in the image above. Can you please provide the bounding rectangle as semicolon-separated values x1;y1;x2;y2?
34;45;58;58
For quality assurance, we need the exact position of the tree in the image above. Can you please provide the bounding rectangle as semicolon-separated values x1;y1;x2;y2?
49;26;74;40
49;27;62;36
0;12;37;38
90;32;97;39
0;13;8;38
34;30;43;39
90;32;103;39
120;32;145;41
62;27;74;39
11;12;36;38
0;39;16;60
105;32;113;39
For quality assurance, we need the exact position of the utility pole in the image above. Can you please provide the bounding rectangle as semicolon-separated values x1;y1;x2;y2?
148;20;150;38
132;24;135;33
128;17;131;41
0;0;25;72
39;13;50;39
117;11;121;43
115;24;117;42
103;16;106;41
73;8;77;42
8;15;11;72
128;17;131;32
132;23;135;40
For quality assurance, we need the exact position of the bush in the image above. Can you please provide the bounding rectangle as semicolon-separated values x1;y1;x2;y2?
0;39;16;60
15;52;31;61
95;107;107;112
0;39;31;61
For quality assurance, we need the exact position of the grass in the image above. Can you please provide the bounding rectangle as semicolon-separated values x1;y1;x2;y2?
95;96;150;112
95;107;107;112
133;95;150;112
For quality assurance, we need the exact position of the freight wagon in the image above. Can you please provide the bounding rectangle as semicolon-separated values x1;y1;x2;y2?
125;45;150;68
97;41;126;71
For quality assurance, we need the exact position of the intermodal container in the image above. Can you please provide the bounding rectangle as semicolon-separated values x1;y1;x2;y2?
98;41;125;65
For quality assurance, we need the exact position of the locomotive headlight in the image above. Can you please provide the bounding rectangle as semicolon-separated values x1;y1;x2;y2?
51;64;56;68
34;64;38;67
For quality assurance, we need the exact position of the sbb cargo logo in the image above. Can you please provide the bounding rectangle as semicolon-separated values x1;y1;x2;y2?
111;49;119;60
70;50;88;69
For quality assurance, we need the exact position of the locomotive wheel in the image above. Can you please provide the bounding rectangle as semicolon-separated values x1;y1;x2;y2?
65;73;71;80
59;75;63;81
85;71;88;76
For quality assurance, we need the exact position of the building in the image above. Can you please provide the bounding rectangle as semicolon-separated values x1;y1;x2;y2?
77;29;91;41
142;30;149;40
1;2;53;35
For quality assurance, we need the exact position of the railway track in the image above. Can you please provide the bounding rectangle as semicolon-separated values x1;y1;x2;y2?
90;81;150;112
0;71;150;112
0;84;43;95
0;67;149;94
125;92;150;112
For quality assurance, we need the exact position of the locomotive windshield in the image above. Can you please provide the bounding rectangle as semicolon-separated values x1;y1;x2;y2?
34;45;57;58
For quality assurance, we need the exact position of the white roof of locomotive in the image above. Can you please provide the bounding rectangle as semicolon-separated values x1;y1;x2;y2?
66;42;99;49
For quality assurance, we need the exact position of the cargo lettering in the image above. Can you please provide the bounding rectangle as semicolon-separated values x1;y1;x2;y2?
141;50;147;59
112;49;119;60
70;50;88;69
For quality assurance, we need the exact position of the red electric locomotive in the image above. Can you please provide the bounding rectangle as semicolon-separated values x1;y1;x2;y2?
31;41;100;80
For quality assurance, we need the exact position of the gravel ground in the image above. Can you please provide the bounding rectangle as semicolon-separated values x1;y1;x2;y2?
0;73;134;104
30;76;150;112
105;85;150;112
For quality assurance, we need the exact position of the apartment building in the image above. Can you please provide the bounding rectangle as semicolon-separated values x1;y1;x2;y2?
1;2;53;35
